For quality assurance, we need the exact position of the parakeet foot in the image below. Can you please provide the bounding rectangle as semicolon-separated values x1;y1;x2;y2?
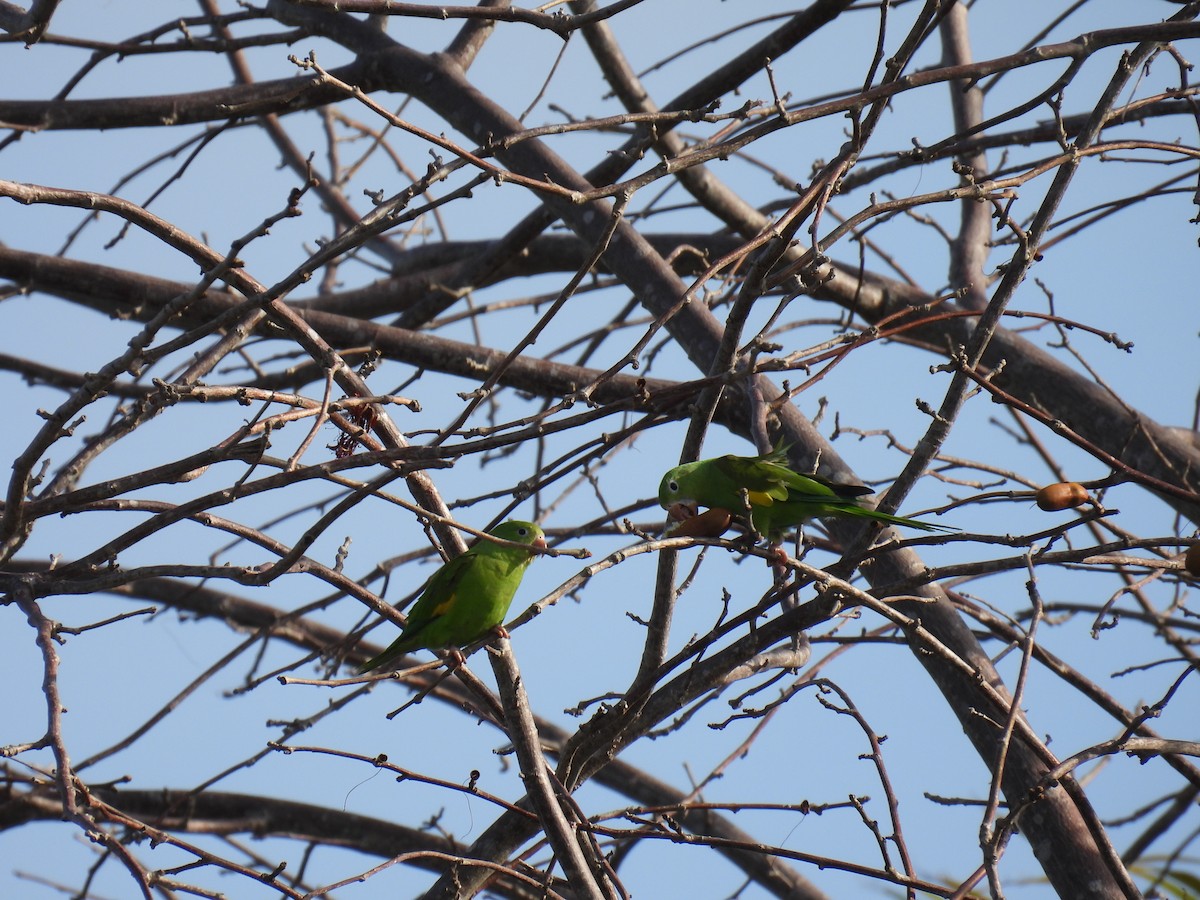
767;544;789;576
482;625;512;656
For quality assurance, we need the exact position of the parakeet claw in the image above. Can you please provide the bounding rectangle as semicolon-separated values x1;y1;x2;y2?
483;625;511;655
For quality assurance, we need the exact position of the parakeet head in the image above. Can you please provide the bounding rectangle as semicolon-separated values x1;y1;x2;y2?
489;520;547;552
658;462;700;509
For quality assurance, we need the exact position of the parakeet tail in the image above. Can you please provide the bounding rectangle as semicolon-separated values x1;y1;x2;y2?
840;504;956;533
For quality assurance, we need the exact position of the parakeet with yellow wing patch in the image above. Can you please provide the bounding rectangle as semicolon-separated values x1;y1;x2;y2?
360;520;546;671
659;444;953;542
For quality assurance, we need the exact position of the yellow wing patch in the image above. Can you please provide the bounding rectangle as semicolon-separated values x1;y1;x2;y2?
431;593;457;617
746;490;774;506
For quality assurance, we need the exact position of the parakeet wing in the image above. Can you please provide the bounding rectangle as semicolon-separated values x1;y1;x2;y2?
712;450;873;506
710;454;792;501
661;447;867;510
391;552;476;646
359;552;474;670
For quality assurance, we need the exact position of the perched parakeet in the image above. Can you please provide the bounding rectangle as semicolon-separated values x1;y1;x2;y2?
658;445;953;542
360;520;546;671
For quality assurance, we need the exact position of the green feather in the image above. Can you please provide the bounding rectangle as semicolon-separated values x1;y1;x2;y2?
658;446;953;542
360;520;545;671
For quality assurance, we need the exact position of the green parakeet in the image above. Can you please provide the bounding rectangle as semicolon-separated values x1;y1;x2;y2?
360;520;546;671
658;445;954;542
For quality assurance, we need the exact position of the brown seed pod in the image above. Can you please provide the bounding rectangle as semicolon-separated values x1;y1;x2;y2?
668;507;734;538
1185;544;1200;578
1035;482;1088;511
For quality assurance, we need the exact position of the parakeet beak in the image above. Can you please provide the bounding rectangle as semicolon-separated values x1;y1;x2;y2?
532;535;548;552
667;501;699;522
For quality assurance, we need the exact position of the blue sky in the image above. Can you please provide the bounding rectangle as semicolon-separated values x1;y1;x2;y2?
2;2;1198;898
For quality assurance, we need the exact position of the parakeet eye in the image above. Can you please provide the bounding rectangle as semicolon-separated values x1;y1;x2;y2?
667;479;679;493
516;527;529;537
